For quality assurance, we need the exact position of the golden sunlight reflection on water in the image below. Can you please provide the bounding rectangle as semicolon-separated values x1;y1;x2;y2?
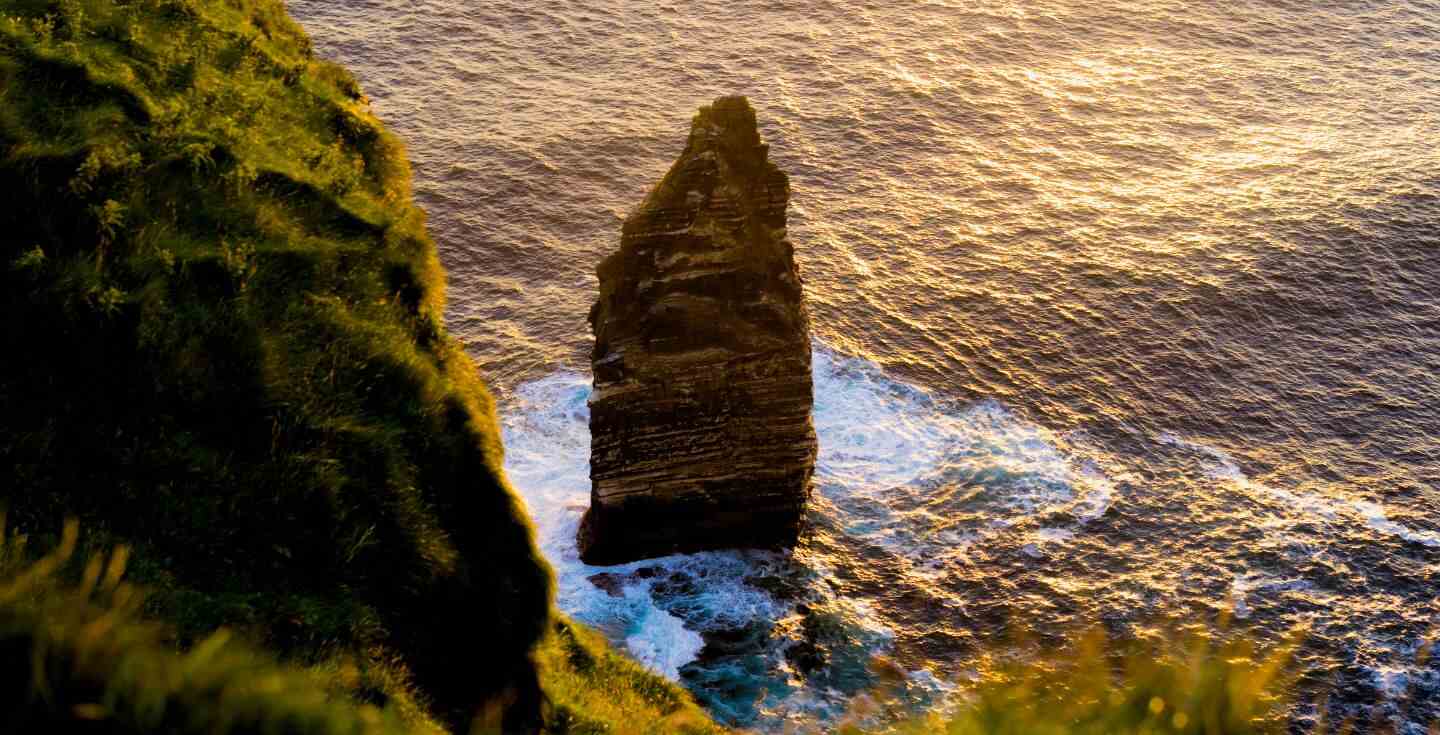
292;0;1440;728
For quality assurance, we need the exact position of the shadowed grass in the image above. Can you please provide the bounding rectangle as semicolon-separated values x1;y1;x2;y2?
0;521;722;735
0;0;551;728
0;519;444;734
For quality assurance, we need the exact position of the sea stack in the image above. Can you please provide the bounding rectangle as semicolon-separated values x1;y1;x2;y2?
579;96;817;565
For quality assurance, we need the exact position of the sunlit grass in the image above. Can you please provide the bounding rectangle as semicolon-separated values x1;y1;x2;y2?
840;625;1303;735
529;619;725;735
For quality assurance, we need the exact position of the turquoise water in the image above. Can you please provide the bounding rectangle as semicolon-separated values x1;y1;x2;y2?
290;1;1440;729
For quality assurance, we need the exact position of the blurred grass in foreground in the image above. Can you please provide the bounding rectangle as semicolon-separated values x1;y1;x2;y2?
841;623;1439;735
839;625;1307;735
0;518;431;734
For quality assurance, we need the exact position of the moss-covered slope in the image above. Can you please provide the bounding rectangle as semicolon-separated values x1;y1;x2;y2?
0;0;551;727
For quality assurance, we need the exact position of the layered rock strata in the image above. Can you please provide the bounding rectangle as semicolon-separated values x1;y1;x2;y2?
579;96;817;565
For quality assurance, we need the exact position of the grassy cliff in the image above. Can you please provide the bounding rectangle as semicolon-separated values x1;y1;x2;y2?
0;0;554;728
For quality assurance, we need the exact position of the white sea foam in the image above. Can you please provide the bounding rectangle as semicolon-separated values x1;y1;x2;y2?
1227;572;1313;620
626;604;706;679
1158;432;1440;548
1354;500;1440;549
1373;667;1412;700
1034;527;1077;544
811;350;1116;566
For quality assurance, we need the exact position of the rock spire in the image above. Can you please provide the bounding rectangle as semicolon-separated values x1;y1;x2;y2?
579;96;817;565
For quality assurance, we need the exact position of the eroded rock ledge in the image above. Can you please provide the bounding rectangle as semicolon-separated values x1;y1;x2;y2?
579;96;817;565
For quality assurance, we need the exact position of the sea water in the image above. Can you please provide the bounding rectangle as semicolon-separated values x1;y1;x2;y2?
289;0;1440;728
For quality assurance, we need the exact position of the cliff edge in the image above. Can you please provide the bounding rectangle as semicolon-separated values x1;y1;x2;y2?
0;2;551;729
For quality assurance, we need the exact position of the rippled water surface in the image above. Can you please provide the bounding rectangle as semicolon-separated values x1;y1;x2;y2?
289;0;1440;729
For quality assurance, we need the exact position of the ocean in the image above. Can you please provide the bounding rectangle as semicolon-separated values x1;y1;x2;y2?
287;1;1440;730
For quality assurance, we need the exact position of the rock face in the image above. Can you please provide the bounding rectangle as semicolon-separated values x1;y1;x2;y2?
579;96;817;565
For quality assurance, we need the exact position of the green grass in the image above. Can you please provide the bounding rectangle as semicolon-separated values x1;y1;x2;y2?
0;519;443;734
0;0;551;728
533;619;725;735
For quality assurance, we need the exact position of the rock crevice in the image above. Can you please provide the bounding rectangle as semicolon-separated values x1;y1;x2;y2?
580;96;817;565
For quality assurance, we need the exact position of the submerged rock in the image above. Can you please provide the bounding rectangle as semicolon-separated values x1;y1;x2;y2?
579;95;817;565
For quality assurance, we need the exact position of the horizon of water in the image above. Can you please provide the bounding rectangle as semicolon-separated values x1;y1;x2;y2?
289;0;1440;730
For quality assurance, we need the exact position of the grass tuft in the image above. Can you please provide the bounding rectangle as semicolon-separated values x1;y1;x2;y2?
840;625;1304;735
0;520;443;734
533;619;726;735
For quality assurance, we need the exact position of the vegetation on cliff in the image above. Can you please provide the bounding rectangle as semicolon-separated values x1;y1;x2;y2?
0;521;433;734
533;620;725;735
0;521;721;734
0;0;558;727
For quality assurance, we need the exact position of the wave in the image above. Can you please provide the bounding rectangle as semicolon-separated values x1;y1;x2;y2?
1157;432;1440;549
